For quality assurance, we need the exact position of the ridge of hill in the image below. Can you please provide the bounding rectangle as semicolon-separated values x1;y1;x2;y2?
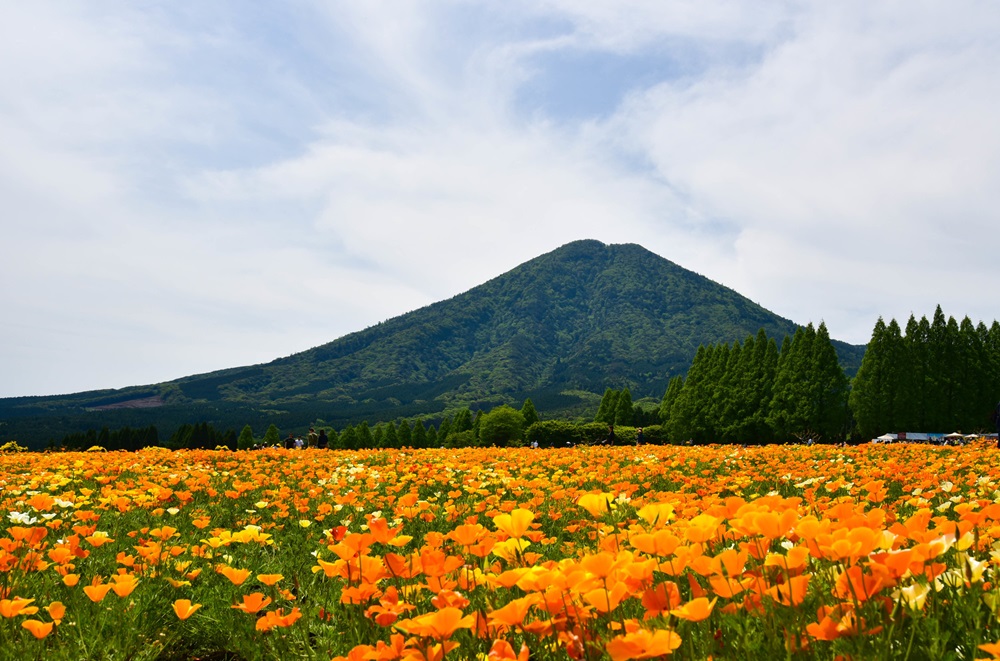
0;240;866;446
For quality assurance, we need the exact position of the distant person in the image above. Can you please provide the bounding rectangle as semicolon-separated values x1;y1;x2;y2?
605;425;616;446
636;427;644;446
318;429;329;449
283;433;295;450
307;427;319;448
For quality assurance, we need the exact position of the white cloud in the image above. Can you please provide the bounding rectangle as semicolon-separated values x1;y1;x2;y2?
3;1;1000;397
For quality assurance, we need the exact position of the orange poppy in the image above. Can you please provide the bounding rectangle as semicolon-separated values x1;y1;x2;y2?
232;593;272;614
219;566;252;586
21;619;54;639
45;601;66;624
766;575;811;607
606;627;682;661
173;599;202;620
395;606;476;639
669;596;717;622
0;597;38;618
83;583;113;603
257;573;283;586
493;509;535;539
488;639;531;661
488;594;540;628
577;493;613;519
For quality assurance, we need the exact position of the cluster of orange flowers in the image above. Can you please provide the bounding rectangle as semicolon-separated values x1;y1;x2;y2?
3;441;1000;659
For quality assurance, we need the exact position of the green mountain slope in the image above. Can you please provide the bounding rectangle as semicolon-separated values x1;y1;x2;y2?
0;240;866;446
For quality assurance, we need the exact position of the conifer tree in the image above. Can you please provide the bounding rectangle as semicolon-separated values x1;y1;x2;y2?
237;424;255;450
810;322;849;440
339;425;358;450
721;334;756;443
425;424;438;447
767;328;814;441
397;420;412;447
659;375;684;428
614;388;634;426
411;420;427;448
714;342;741;442
262;424;281;447
895;315;930;430
437;416;452;441
472;410;483;441
357;422;373;449
595;388;619;424
669;346;718;443
850;318;887;439
453;409;473;433
371;424;385;448
383;421;399;448
520;399;540;427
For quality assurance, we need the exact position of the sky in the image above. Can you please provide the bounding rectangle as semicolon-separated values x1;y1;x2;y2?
3;1;1000;398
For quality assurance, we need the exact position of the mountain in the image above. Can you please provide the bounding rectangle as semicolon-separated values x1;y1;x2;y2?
0;240;866;447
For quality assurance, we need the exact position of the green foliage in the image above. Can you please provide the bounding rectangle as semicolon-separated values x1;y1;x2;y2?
453;408;473;433
478;405;525;446
444;429;477;448
850;307;1000;437
525;420;584;446
262;424;281;447
595;388;619;424
397;420;412;447
663;325;847;444
659;376;684;427
614;388;634;425
237;424;254;450
411;420;427;448
520;398;540;426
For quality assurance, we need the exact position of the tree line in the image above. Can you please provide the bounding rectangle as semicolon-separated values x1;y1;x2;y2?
849;306;1000;439
46;306;1000;452
659;323;848;444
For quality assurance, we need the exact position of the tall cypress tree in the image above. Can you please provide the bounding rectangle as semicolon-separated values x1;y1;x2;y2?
411;420;427;448
339;425;358;450
714;341;742;442
722;334;758;443
383;421;399;448
669;345;720;443
520;399;540;427
397;420;412;447
614;388;634;426
659;376;684;429
850;318;887;439
453;409;473;433
437;416;453;442
357;422;373;449
810;322;849;441
237;425;255;450
595;388;620;425
767;327;816;441
897;315;931;430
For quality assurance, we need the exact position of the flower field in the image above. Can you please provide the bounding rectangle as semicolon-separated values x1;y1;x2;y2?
4;442;1000;660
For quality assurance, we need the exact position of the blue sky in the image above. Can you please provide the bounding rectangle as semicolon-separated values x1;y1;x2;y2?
3;1;1000;397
